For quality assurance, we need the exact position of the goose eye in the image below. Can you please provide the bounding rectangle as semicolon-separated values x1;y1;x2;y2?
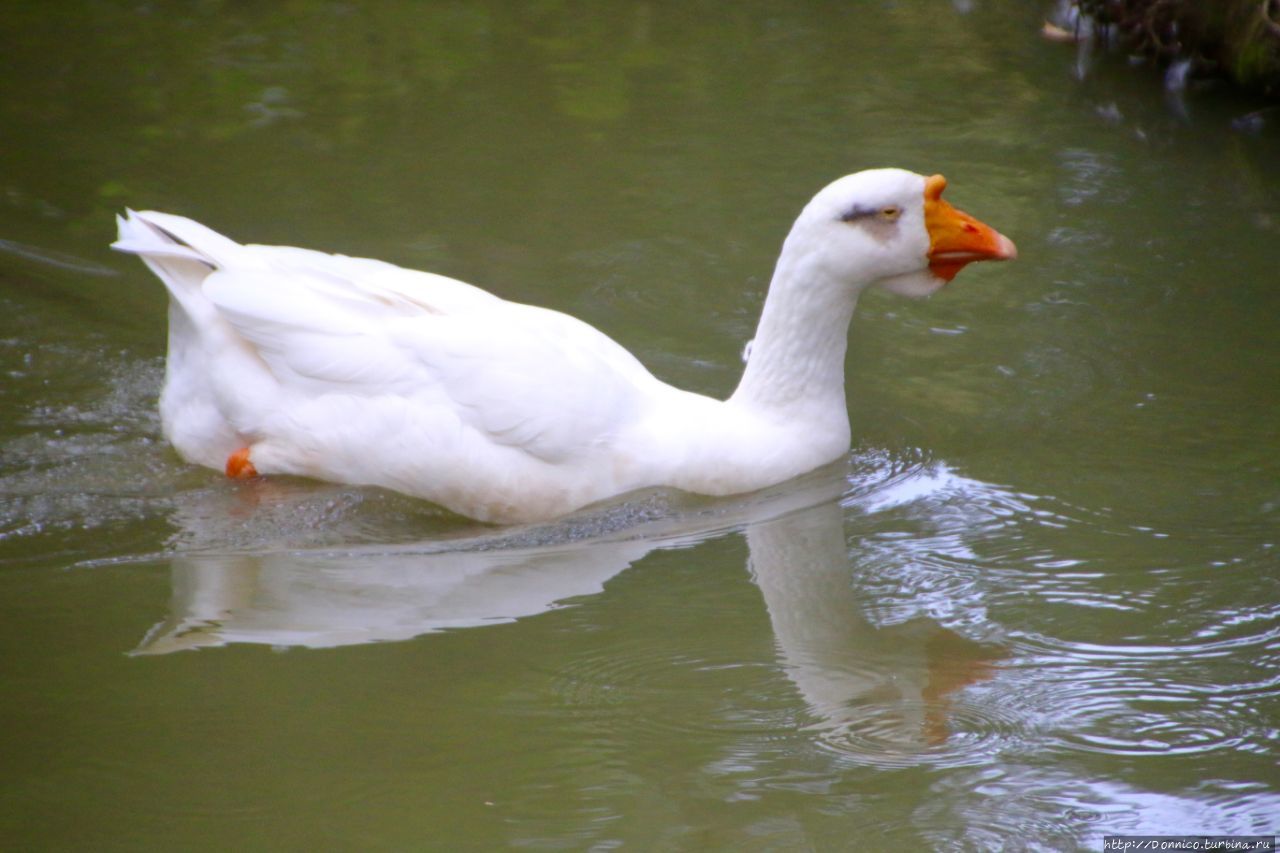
879;206;901;222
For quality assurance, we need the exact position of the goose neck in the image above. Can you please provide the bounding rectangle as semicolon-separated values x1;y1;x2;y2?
729;249;860;416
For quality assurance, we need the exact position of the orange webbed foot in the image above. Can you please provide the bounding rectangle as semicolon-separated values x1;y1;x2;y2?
225;447;259;479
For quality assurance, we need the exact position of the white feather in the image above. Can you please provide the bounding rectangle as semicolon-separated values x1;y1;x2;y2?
112;169;1012;522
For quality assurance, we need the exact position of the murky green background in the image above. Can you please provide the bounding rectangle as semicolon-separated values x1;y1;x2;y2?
2;1;1278;850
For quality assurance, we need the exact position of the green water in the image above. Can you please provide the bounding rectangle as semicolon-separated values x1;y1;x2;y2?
2;2;1278;850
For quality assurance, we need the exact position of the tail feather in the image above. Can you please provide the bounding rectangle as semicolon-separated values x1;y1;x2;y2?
111;209;243;267
111;210;208;264
112;210;256;468
112;209;241;318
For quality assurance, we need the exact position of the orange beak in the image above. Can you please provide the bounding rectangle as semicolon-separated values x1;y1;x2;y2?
924;174;1017;282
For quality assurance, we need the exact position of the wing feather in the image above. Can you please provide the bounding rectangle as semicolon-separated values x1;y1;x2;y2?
203;253;659;463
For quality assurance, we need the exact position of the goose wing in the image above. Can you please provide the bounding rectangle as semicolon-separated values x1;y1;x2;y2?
203;257;661;464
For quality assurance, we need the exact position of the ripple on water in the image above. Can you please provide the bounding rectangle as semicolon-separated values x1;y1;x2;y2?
543;638;798;740
837;447;1280;767
805;678;1031;770
910;765;1112;851
0;349;189;565
908;763;1280;850
1001;625;1280;760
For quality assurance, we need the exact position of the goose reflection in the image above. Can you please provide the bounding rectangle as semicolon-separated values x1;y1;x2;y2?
136;463;1003;746
748;500;1002;747
135;541;651;653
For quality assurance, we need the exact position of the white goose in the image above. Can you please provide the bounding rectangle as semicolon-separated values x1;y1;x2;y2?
113;169;1015;523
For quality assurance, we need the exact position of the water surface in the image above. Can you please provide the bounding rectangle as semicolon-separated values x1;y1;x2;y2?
2;2;1278;849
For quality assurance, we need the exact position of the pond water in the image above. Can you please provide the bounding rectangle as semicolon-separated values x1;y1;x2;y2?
2;2;1278;849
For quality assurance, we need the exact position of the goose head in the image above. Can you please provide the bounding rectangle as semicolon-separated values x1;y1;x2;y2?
782;168;1016;299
